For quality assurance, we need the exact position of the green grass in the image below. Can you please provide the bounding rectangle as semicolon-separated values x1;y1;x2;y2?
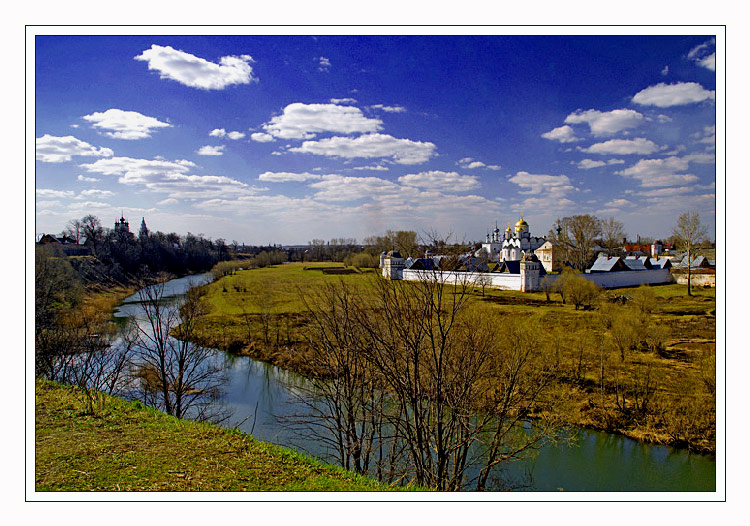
204;262;378;316
35;379;409;492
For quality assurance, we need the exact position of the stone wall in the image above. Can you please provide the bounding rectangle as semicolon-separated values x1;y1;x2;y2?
400;267;673;292
402;269;522;290
579;268;673;288
672;271;715;287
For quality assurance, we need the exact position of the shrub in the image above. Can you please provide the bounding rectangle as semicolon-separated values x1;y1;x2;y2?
562;273;601;310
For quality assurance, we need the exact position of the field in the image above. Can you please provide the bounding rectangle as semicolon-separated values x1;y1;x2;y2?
35;379;405;491
192;262;716;452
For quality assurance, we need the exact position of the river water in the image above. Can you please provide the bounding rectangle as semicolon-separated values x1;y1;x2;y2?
115;273;716;492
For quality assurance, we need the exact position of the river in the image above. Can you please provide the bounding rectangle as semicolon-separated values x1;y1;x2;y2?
114;273;716;492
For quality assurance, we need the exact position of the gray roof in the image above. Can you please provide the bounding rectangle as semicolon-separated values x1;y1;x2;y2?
589;256;628;272
623;258;648;271
677;255;713;269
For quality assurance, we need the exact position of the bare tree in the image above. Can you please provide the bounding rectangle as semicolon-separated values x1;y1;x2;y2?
80;214;105;252
601;216;625;257
62;218;84;243
672;211;709;296
474;273;492;296
550;215;603;270
350;271;561;490
291;281;402;479
133;278;227;421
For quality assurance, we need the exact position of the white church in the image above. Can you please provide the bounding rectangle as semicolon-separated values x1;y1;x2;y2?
477;213;546;262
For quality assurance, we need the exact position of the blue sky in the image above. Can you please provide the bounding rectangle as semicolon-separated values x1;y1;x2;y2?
34;34;717;245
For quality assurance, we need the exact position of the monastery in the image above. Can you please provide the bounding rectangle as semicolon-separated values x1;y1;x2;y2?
477;213;546;263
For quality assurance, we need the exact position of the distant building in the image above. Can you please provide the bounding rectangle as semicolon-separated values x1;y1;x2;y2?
114;214;131;235
588;256;631;273
533;240;561;273
36;233;91;256
477;213;546;263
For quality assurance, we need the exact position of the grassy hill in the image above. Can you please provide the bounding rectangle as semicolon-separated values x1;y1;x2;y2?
35;379;407;492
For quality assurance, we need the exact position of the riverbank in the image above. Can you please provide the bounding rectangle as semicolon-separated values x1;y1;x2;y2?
35;379;406;491
191;262;716;454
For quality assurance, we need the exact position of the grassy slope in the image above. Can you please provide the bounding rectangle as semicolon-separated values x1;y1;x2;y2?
35;379;404;492
193;263;715;452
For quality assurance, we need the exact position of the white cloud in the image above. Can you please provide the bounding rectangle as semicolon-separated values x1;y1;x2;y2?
318;57;331;72
77;189;114;199
289;133;436;165
541;125;579;143
576;159;607;169
577;158;625;169
507;172;574;196
370;104;407;113
210;128;245;140
68;200;111;210
77;174;100;182
618;156;689;178
580;137;660;155
632;82;715;107
79;156;262;199
617;156;699;187
157;198;178;205
564;109;644;136
692;125;716;149
250;132;275;143
36;200;63;209
688;39;716;72
262;103;383;140
36;188;75;199
36;134;114;163
661;65;669;76
458;158;484;169
134;44;256;90
398;171;480;192
82;109;171;140
196;145;225;156
604;198;632;208
697;53;715;72
258;171;323;182
80;156;192;181
636;186;694;197
331;98;357;105
309;174;402;202
683;152;715;164
352;164;389;171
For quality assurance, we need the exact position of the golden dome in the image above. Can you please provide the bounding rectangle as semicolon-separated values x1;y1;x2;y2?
514;213;528;231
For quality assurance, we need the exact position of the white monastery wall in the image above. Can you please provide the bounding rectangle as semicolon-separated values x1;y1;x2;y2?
399;268;672;291
578;269;673;288
402;269;522;290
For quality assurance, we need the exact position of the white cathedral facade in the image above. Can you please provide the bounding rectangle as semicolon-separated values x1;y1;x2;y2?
477;213;546;263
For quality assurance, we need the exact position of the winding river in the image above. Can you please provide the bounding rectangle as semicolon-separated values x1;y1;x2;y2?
115;273;716;492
